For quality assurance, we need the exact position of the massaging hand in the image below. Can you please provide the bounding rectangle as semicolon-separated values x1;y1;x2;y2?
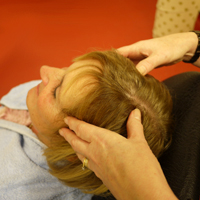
118;32;199;75
59;109;177;200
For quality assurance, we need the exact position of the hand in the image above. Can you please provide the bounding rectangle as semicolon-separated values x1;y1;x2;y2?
118;32;198;75
59;109;146;182
59;109;177;200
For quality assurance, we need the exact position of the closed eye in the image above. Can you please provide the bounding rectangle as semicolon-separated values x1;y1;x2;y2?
52;75;65;98
52;86;59;98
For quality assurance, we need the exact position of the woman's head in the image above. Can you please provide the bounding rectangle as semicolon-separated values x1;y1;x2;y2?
33;50;172;196
26;60;101;145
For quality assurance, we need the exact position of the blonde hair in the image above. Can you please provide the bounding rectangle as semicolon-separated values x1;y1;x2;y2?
44;50;173;196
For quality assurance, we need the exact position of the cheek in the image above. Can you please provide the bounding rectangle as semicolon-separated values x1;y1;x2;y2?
27;88;38;115
27;88;35;105
37;95;61;124
37;94;53;108
36;95;53;121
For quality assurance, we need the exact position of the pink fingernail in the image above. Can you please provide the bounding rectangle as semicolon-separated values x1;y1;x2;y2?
59;129;64;136
64;118;68;125
137;66;146;75
134;108;141;121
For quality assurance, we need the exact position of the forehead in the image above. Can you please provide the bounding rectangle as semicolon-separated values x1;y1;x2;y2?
59;59;101;108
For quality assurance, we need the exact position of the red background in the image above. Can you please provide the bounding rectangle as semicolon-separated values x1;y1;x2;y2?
1;0;200;98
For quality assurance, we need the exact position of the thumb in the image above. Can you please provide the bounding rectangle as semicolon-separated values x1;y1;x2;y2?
126;109;145;140
136;54;163;75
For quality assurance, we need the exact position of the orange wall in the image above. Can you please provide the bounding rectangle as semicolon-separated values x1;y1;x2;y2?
0;0;200;98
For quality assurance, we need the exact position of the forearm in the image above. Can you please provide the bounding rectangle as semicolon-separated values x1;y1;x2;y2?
128;166;178;200
183;32;200;68
107;159;178;200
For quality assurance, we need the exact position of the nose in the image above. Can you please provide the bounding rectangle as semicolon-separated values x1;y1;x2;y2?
40;65;53;86
40;65;65;86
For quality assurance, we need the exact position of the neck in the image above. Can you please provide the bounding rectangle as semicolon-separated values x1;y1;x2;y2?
30;125;52;147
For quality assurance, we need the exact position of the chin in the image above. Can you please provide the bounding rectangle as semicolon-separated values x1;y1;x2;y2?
26;88;36;109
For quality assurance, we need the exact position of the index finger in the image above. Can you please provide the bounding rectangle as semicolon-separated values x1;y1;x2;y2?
117;43;148;60
65;116;101;142
59;128;90;157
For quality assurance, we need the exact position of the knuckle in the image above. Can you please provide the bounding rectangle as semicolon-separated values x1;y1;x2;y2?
70;138;78;148
75;123;82;134
142;60;153;71
75;123;85;137
158;52;167;60
155;52;169;63
66;117;73;128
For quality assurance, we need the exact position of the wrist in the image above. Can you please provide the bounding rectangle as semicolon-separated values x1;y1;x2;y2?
108;154;177;200
183;31;200;63
132;165;177;200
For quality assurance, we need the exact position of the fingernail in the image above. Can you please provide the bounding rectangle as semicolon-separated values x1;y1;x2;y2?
64;117;68;125
133;109;141;121
137;66;146;75
59;129;64;136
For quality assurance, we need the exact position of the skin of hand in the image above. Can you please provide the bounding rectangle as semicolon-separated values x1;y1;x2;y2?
118;32;199;75
59;109;178;200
